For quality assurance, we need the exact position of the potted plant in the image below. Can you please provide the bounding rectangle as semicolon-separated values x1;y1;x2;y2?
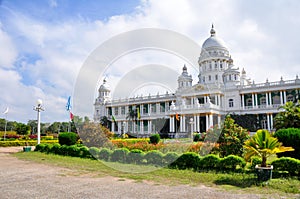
243;129;294;181
23;142;32;152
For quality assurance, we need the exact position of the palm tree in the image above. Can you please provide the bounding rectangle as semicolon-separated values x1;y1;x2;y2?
126;108;138;134
274;101;300;130
244;129;294;167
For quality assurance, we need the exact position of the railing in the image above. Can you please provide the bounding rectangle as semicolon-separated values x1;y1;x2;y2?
240;78;299;89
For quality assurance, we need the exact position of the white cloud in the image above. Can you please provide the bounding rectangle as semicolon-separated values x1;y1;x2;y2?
0;25;17;68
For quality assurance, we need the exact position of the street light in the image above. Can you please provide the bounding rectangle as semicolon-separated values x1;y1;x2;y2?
34;99;44;144
189;118;194;140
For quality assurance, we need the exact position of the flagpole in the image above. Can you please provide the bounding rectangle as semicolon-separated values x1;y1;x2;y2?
68;110;70;133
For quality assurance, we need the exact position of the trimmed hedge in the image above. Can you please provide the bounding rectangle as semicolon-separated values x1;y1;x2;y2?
99;148;112;161
274;128;300;159
126;149;145;164
149;134;160;144
199;154;220;171
0;140;58;147
218;155;246;171
271;157;300;176
164;152;179;166
110;148;129;163
58;132;78;146
171;152;201;170
144;150;164;166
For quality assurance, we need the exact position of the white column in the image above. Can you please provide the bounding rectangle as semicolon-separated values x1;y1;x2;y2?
196;115;200;132
169;117;173;132
265;93;269;106
255;93;258;108
182;115;186;132
267;114;270;131
118;121;121;134
209;114;213;128
280;91;283;105
218;94;221;106
180;115;183;132
148;104;151;115
214;95;218;105
148;120;152;134
283;90;287;104
218;115;221;127
156;103;160;114
241;94;245;109
141;121;144;134
206;114;209;131
112;121;115;132
252;93;255;108
193;115;197;132
140;104;143;116
270;114;273;131
269;92;273;106
204;96;207;104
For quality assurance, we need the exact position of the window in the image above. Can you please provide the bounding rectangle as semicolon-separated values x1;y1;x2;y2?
287;95;294;102
215;63;218;69
260;97;266;105
143;104;148;114
121;106;125;115
208;75;211;81
234;74;237;80
209;63;212;70
215;75;218;80
202;76;205;83
220;63;223;69
247;99;252;107
229;75;232;81
229;99;234;107
114;107;118;115
151;104;156;113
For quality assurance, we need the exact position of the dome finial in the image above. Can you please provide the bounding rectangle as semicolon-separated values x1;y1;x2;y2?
210;23;216;36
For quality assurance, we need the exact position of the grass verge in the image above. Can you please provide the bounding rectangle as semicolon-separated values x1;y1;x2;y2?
13;152;300;197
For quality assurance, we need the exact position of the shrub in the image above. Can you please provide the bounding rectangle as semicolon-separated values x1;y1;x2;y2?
271;157;300;176
89;147;100;159
49;143;61;154
218;155;246;172
164;152;180;166
149;134;160;145
193;133;201;142
99;148;112;161
249;156;262;171
274;128;300;159
171;152;200;170
199;154;220;171
126;149;145;164
58;132;78;146
110;148;130;163
35;144;47;152
144;150;164;166
78;146;92;158
0;140;58;147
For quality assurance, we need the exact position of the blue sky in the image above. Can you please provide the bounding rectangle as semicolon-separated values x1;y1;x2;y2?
0;0;300;123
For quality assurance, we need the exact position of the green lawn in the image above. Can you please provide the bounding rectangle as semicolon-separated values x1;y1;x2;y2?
14;152;300;197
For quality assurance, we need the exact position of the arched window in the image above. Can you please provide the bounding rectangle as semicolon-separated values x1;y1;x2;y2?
229;99;234;107
247;99;252;107
260;97;266;105
273;96;280;104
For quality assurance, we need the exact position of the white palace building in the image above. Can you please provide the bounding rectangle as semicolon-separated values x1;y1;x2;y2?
94;26;300;137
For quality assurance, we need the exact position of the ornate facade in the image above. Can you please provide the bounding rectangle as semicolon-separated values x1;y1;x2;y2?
94;26;300;137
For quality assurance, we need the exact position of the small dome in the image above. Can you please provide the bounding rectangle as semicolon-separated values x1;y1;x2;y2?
98;79;110;92
202;25;228;50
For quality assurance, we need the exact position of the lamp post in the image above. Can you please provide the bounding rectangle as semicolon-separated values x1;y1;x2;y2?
189;118;194;140
34;99;44;144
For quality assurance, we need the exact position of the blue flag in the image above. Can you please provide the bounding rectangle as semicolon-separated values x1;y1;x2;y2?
66;96;71;111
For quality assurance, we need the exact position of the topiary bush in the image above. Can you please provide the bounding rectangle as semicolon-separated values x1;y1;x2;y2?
34;144;47;152
199;154;220;171
218;155;246;172
274;128;300;159
89;147;100;159
58;132;78;146
49;143;61;154
271;157;300;176
110;148;130;163
144;150;164;166
78;146;92;158
99;148;112;161
171;152;201;170
126;149;145;164
149;134;160;145
164;152;180;166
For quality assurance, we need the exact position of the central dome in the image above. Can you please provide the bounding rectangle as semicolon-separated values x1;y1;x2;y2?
202;25;227;50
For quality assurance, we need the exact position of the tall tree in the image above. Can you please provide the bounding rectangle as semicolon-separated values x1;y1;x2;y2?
274;101;300;130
